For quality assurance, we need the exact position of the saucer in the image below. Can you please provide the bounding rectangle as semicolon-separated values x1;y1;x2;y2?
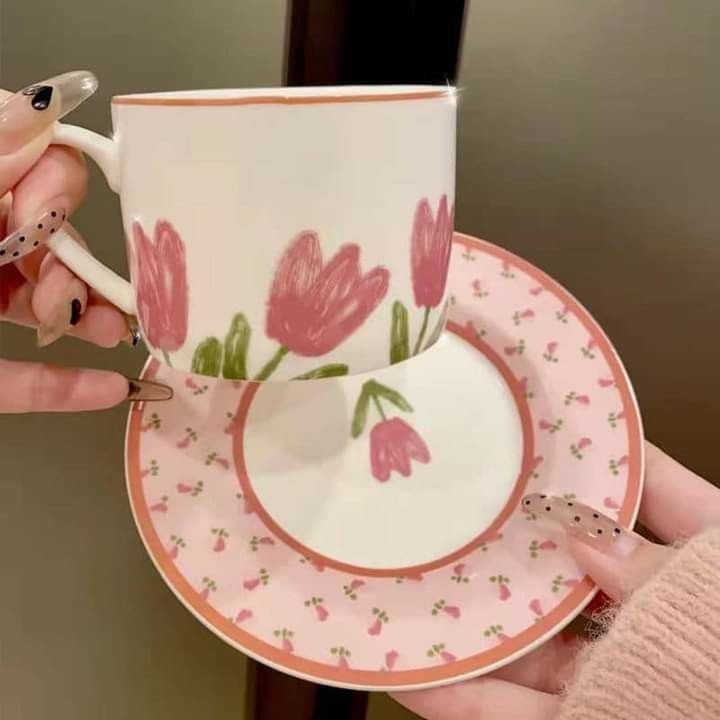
125;233;643;690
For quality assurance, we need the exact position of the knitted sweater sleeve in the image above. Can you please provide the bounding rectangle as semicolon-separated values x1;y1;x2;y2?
558;528;720;720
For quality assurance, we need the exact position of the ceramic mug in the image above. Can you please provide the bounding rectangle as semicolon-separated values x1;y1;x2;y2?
50;82;456;381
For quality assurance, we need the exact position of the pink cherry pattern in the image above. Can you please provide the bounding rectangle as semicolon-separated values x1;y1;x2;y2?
528;539;557;558
512;308;535;325
331;646;351;668
235;609;253;624
367;608;389;636
490;574;512;601
176;427;198;449
140;412;161;432
484;624;510;643
212;528;229;552
529;598;544;617
274;628;294;653
249;535;275;552
243;569;269;591
304;597;330;622
185;377;208;396
167;534;185;559
149;496;168;513
431;600;461;619
139;459;159;479
199;577;217;600
343;579;366;599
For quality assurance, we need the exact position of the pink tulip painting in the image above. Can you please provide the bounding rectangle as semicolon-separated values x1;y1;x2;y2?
132;220;189;365
411;195;454;310
351;379;431;483
370;418;431;483
390;195;453;363
257;231;389;379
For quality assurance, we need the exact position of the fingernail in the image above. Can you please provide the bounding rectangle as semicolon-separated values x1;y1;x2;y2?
521;494;640;557
126;378;173;402
0;70;98;154
121;316;142;347
69;298;82;326
0;207;67;268
37;292;83;348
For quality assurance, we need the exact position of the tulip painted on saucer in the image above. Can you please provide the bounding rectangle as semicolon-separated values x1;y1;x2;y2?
350;379;430;482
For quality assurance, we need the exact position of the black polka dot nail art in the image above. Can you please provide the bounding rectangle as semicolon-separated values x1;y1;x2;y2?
520;493;640;557
0;208;66;268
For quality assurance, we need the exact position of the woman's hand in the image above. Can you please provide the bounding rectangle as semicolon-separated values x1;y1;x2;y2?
392;443;720;719
0;72;167;412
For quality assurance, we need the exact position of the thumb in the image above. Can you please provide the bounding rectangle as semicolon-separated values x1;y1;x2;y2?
522;494;672;600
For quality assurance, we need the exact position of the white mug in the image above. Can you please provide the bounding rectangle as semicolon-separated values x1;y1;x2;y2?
51;82;457;381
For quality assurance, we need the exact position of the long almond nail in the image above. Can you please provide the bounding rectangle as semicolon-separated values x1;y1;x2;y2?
37;292;84;348
0;70;98;154
521;494;641;557
127;378;173;402
0;207;66;268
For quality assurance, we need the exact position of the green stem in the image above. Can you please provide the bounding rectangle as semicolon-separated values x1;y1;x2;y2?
253;346;289;382
413;306;432;356
372;394;387;422
161;348;173;367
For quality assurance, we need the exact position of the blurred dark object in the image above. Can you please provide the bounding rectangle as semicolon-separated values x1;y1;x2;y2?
247;659;369;720
285;0;467;85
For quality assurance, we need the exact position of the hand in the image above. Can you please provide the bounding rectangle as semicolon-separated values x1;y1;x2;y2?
0;71;167;412
392;443;720;719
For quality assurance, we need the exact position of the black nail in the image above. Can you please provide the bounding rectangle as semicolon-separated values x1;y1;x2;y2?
69;298;82;326
23;85;53;111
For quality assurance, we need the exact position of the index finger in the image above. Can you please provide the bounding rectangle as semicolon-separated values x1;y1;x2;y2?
0;358;128;412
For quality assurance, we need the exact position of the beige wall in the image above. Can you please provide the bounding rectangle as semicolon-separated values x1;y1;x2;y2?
0;3;285;719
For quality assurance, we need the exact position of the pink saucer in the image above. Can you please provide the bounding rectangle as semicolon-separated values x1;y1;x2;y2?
125;233;643;690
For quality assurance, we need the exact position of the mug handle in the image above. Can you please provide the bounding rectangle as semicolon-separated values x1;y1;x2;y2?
46;122;135;315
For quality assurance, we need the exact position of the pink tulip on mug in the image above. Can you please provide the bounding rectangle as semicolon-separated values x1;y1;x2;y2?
44;72;456;380
131;221;189;365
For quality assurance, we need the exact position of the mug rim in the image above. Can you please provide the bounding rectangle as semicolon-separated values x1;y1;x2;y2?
112;84;454;107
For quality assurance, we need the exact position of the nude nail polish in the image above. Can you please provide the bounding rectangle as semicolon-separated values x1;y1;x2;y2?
37;292;83;348
521;493;641;557
0;70;98;154
126;378;173;402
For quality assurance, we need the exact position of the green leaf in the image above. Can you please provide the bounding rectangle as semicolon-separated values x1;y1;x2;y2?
390;300;410;364
293;364;349;380
222;313;251;379
423;301;449;351
191;337;223;377
351;382;373;438
369;380;413;413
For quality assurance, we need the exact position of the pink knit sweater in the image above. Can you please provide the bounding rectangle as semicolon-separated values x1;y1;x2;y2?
559;528;720;720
